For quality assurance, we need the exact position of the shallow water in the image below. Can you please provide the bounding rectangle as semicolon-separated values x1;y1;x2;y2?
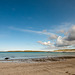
0;52;75;60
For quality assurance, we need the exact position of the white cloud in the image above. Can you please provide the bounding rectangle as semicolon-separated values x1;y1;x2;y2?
48;34;58;40
37;41;53;46
38;25;75;49
9;26;56;36
9;24;75;50
64;25;75;41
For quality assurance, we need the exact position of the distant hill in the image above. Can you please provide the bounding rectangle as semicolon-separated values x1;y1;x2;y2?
54;49;75;52
7;50;47;52
1;49;75;52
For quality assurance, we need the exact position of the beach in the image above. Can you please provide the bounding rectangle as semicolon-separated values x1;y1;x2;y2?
0;57;75;75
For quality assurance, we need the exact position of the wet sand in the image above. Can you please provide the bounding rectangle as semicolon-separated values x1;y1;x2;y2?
0;57;75;75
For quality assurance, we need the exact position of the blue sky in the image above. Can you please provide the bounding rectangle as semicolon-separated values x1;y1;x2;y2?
0;0;75;51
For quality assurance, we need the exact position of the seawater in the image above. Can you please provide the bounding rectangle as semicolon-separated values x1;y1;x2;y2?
0;52;75;60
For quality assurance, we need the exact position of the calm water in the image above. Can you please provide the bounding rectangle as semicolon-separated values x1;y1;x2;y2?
0;52;75;60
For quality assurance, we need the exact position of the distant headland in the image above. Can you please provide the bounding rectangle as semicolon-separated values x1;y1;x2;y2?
1;49;74;52
53;49;75;52
7;50;47;52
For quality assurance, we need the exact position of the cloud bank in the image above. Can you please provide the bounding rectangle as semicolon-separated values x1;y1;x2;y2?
38;25;75;49
9;24;75;49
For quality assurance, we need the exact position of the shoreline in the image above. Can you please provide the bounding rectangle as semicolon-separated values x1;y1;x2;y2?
0;56;75;63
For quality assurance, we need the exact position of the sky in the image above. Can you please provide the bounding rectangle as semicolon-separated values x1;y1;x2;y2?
0;0;75;51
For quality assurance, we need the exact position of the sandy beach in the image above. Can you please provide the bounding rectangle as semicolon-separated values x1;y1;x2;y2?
0;58;75;75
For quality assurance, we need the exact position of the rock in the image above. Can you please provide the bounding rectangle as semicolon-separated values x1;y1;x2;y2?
5;57;9;60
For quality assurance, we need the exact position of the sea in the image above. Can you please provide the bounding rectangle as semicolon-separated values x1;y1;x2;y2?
0;52;75;60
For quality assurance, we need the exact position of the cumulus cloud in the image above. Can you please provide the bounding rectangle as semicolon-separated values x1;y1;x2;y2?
48;34;58;40
37;41;52;46
9;25;75;49
38;25;75;49
56;36;69;47
64;25;75;41
38;41;55;48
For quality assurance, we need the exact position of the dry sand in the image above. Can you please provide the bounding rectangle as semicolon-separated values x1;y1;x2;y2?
0;58;75;75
